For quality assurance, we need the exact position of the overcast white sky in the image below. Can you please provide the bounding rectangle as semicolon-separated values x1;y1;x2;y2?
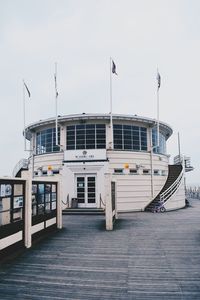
0;0;199;186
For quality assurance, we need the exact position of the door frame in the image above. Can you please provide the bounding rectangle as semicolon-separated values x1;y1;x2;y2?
75;174;97;208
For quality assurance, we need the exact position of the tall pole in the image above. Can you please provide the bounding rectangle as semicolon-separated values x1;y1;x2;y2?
32;151;34;179
55;62;58;146
156;68;160;149
150;128;154;198
22;80;34;177
23;80;31;151
178;132;181;164
157;86;159;148
150;69;161;200
109;57;113;149
23;81;26;151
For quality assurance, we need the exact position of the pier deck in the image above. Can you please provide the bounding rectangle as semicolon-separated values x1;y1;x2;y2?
0;198;200;299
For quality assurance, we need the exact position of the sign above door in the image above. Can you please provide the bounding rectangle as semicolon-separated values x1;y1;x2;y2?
64;149;106;162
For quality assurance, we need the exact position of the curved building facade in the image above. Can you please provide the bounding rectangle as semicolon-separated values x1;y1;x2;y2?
20;113;185;212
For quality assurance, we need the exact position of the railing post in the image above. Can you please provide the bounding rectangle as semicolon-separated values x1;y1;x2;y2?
112;179;118;220
57;180;62;229
105;173;113;230
24;174;32;248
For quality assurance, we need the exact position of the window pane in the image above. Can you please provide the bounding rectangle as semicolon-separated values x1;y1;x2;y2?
114;124;123;149
36;127;60;154
124;128;132;150
97;144;105;149
86;124;95;129
14;196;23;209
114;124;147;152
67;125;75;131
152;128;166;154
114;124;122;129
66;124;105;150
76;124;85;130
96;124;105;129
13;208;23;222
52;201;56;210
0;211;10;225
67;126;75;150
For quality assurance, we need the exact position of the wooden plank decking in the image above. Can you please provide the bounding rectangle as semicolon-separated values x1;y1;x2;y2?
0;199;200;299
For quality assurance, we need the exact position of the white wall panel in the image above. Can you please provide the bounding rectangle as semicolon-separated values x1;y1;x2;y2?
46;217;56;228
31;222;44;234
0;231;23;250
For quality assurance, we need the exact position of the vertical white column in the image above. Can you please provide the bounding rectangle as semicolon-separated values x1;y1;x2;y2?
23;82;26;151
24;174;32;248
57;179;62;229
105;173;113;230
113;179;118;220
59;125;65;151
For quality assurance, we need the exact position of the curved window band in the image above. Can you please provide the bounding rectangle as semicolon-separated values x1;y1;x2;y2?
36;124;166;155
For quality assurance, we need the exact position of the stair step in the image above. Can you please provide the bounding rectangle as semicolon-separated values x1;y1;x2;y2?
145;164;183;212
62;208;105;215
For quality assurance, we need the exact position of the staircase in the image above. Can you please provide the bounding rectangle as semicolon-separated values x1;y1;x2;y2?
62;208;105;215
145;165;183;212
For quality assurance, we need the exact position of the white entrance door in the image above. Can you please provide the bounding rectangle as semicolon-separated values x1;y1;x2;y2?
76;175;97;208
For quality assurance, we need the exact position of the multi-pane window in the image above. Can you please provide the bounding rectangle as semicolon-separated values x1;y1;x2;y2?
36;128;60;154
66;124;106;150
152;128;166;154
113;124;147;151
32;182;57;216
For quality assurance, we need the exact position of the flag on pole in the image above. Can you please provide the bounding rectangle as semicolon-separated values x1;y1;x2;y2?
23;81;31;98
157;71;161;89
112;60;117;75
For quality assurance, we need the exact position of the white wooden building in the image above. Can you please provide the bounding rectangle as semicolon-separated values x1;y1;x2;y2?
14;113;186;212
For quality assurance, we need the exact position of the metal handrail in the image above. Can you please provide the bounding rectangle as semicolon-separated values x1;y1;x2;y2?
62;194;70;207
12;158;29;177
99;193;105;208
160;168;184;203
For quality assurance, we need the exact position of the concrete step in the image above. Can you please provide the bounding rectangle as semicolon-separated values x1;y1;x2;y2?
62;208;105;215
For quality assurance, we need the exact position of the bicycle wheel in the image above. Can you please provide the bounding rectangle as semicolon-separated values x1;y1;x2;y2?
160;206;166;213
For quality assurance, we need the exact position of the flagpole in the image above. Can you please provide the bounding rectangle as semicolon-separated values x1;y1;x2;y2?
55;62;58;146
23;80;27;151
157;84;159;148
178;132;181;163
110;57;113;149
150;69;160;199
156;68;160;149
